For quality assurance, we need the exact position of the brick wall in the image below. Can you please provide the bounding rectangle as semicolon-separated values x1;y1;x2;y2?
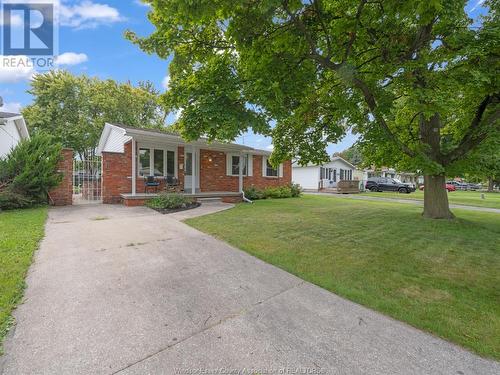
102;143;292;204
102;142;132;204
49;148;73;206
199;149;291;192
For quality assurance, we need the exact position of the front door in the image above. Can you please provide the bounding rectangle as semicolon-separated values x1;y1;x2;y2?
184;150;200;191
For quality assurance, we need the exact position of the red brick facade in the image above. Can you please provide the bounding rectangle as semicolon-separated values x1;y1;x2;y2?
102;142;133;204
199;149;292;192
49;148;73;206
101;141;292;204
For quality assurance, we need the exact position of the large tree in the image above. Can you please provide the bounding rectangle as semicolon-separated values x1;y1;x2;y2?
23;71;167;159
127;0;499;218
335;144;364;166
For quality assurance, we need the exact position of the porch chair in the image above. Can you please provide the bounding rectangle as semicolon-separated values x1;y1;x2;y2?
144;176;160;193
164;175;181;193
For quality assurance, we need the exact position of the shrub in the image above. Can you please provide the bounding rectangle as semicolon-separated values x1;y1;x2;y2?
147;193;194;209
243;186;266;200
0;191;34;210
289;183;302;197
0;134;62;210
243;184;302;200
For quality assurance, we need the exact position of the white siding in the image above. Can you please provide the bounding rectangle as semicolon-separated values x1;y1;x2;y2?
293;158;356;189
0;120;22;158
292;166;319;189
103;127;131;153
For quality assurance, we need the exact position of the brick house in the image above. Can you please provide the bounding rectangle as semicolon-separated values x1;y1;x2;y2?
96;123;292;205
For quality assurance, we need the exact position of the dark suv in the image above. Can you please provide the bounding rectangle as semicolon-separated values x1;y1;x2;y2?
365;177;416;194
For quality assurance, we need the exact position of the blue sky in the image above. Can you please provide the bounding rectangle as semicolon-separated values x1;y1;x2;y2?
0;0;488;153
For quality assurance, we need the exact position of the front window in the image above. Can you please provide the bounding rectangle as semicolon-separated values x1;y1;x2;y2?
231;155;248;176
166;150;175;177
139;148;150;176
266;160;278;177
154;149;164;176
138;147;176;177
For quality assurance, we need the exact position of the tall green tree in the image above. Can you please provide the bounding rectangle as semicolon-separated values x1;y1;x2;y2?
23;71;167;159
127;0;499;218
336;144;364;166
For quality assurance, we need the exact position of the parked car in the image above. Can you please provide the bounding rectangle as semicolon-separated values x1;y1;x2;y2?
419;183;456;192
365;177;416;193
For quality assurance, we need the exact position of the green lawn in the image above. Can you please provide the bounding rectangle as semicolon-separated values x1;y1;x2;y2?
0;207;47;353
360;190;500;209
186;195;500;359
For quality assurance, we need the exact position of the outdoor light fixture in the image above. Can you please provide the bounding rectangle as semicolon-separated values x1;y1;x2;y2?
208;156;213;162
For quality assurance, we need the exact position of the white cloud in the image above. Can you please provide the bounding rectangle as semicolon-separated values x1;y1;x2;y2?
60;1;125;29
1;102;22;114
266;144;274;151
0;56;35;83
162;75;170;90
134;0;151;7
55;52;88;65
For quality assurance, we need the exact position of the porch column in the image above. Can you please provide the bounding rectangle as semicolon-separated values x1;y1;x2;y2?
131;138;136;195
238;153;244;193
191;146;196;195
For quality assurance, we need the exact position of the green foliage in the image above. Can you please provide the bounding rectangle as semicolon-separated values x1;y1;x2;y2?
23;71;167;158
0;134;62;209
244;183;302;200
146;193;194;210
128;0;499;174
0;191;33;210
336;144;364;166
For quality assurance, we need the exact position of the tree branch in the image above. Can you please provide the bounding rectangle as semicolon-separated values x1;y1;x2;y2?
344;0;367;62
444;94;500;164
352;77;416;158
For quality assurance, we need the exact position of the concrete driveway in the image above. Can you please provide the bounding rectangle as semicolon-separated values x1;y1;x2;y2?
1;204;498;375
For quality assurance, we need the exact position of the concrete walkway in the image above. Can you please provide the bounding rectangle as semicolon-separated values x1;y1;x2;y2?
307;192;500;213
1;204;498;375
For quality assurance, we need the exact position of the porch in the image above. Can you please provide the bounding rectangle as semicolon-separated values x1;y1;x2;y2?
120;191;243;206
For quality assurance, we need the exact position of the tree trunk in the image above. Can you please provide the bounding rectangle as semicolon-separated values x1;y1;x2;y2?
423;175;454;219
487;177;494;192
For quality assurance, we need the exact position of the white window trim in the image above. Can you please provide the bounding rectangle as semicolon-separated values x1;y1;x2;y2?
226;153;253;177
262;156;283;178
137;145;177;178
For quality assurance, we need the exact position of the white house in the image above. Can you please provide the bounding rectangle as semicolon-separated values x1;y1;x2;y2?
0;112;30;158
292;156;356;190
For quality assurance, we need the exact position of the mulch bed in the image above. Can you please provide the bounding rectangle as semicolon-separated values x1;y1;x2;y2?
150;202;201;214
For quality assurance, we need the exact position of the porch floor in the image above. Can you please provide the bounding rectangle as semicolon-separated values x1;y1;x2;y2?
120;191;242;200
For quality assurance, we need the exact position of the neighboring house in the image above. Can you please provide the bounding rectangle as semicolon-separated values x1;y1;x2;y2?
0;112;29;158
292;156;356;190
96;123;291;205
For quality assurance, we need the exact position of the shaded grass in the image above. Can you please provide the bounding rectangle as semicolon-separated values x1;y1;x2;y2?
186;195;500;359
360;190;500;209
0;207;47;353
